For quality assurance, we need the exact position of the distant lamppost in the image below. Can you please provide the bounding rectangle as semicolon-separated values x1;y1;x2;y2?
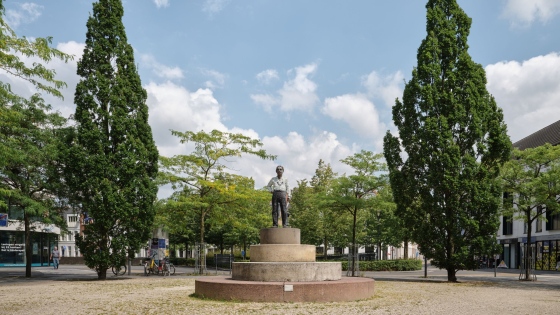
376;210;380;261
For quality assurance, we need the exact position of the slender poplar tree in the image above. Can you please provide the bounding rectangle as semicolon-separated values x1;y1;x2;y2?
68;0;158;280
383;0;511;281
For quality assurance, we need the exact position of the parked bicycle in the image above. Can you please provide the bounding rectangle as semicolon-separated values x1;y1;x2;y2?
112;263;127;276
144;253;159;276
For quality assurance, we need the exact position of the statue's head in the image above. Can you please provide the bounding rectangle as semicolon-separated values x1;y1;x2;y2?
276;165;284;177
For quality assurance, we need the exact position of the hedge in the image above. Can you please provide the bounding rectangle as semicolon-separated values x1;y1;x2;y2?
341;259;422;271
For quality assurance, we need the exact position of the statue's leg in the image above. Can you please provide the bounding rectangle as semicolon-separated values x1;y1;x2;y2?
279;192;288;227
271;194;279;227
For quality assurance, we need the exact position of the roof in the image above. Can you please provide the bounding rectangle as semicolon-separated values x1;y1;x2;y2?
513;120;560;150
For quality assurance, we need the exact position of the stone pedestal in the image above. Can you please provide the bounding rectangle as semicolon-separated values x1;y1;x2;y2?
195;227;375;302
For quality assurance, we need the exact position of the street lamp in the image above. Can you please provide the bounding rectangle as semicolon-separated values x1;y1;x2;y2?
376;210;380;261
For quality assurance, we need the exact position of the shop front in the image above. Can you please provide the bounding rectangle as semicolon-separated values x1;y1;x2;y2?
0;230;58;267
499;238;518;269
532;238;560;271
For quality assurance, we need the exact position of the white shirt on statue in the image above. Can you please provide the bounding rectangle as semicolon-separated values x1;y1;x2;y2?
267;176;289;194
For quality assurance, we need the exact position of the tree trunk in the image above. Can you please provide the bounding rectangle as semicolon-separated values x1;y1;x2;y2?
185;240;189;258
323;236;328;261
352;210;357;277
220;243;224;255
447;267;457;282
403;238;409;260
98;268;107;280
525;212;533;281
24;211;31;278
199;212;205;274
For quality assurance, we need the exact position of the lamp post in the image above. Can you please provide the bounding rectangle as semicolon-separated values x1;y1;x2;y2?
376;210;380;261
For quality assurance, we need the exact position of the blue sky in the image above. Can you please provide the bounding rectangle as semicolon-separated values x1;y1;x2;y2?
2;0;560;197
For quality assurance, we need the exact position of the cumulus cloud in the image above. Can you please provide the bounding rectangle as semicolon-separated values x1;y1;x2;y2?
153;0;169;8
502;0;560;27
234;131;357;189
200;68;227;89
485;52;560;142
256;69;279;84
322;93;385;139
361;70;404;107
251;63;319;113
140;54;183;79
6;3;43;28
202;0;231;15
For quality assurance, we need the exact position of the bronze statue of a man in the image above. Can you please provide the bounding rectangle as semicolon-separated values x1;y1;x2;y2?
266;166;289;228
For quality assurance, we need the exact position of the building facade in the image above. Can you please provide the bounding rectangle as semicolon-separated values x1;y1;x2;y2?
497;120;560;270
0;203;60;267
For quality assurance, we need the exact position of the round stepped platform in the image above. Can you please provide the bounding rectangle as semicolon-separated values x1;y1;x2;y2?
194;276;375;302
232;262;341;282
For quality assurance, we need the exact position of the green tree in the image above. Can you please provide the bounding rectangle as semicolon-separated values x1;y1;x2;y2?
327;151;386;276
0;95;68;277
158;129;274;272
383;0;511;281
65;0;159;280
500;144;560;280
0;1;72;277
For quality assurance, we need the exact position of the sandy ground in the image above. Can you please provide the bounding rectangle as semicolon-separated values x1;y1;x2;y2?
1;277;559;314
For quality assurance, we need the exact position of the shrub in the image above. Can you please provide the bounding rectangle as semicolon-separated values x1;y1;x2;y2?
341;259;422;271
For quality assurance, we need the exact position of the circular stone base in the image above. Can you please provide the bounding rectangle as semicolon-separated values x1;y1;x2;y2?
233;262;341;282
194;276;375;302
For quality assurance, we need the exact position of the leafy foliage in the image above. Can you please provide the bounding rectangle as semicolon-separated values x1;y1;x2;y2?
325;151;387;276
384;0;511;281
157;129;275;267
64;0;159;280
0;1;72;101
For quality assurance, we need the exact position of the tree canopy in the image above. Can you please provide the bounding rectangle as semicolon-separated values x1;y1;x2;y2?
383;0;511;281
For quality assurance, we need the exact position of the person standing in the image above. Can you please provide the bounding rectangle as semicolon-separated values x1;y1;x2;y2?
50;246;61;269
267;166;290;228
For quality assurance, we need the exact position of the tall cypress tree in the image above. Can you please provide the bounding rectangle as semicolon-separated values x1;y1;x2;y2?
69;0;158;280
383;0;511;282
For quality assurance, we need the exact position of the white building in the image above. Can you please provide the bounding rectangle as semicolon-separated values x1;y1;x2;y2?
58;211;81;257
497;120;560;270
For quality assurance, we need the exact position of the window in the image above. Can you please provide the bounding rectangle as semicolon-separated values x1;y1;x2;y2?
503;215;513;235
68;216;78;223
536;217;543;232
546;210;560;230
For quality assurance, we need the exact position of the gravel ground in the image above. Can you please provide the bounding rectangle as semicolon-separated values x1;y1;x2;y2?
1;277;559;314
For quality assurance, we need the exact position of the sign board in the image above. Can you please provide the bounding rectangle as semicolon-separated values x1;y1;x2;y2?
158;239;166;249
1;244;25;252
521;237;536;244
151;238;159;249
497;260;508;268
0;214;7;227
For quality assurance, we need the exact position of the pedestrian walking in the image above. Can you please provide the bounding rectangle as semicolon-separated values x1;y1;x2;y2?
50;246;61;269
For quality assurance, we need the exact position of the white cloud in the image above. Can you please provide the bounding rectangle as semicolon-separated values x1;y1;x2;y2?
485;52;560;142
250;94;279;112
200;68;227;89
202;0;231;15
153;0;169;8
140;54;183;79
144;80;357;191
256;69;279;84
6;3;43;28
502;0;560;27
251;63;319;113
322;93;385;139
361;70;404;107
